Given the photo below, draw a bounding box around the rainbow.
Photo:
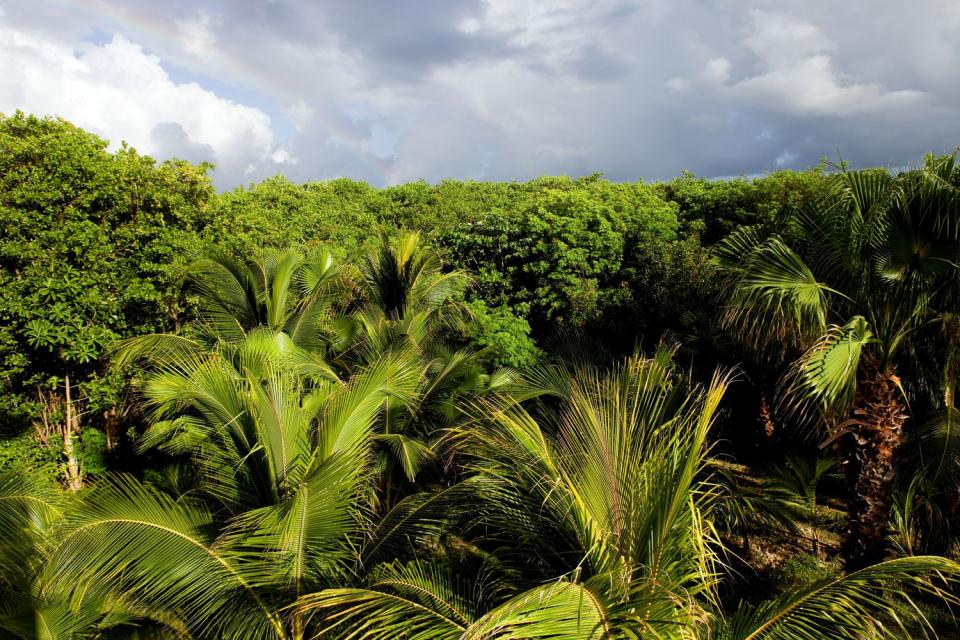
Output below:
[48,0,394,184]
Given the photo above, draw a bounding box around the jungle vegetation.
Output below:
[1,111,959,638]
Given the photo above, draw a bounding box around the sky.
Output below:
[1,0,959,189]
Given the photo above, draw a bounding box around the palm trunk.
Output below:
[63,375,84,492]
[840,362,906,571]
[942,386,960,535]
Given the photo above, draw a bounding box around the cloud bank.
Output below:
[1,0,958,187]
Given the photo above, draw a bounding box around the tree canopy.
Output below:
[1,112,958,638]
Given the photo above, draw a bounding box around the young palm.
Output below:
[58,237,482,638]
[766,454,842,554]
[347,231,471,362]
[115,246,351,376]
[46,332,424,638]
[297,346,728,638]
[346,232,497,510]
[190,246,351,348]
[714,154,960,569]
[295,347,958,639]
[359,232,469,323]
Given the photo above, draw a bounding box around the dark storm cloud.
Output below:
[568,45,630,82]
[313,0,521,80]
[1,0,958,188]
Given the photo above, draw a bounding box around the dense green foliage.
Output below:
[0,114,213,433]
[1,112,958,638]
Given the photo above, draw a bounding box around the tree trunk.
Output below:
[63,375,84,492]
[840,362,906,571]
[103,405,119,452]
[740,531,752,562]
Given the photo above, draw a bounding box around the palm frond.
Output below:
[713,556,959,640]
[780,316,873,423]
[714,228,831,352]
[0,473,62,585]
[463,580,607,640]
[317,351,420,461]
[110,334,205,369]
[219,453,361,593]
[188,252,260,342]
[361,482,473,566]
[374,434,436,482]
[295,560,475,640]
[47,475,284,638]
[458,350,731,630]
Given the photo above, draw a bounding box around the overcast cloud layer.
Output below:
[1,0,958,188]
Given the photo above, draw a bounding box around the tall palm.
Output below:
[189,245,351,349]
[714,154,960,569]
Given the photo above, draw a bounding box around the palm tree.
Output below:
[296,348,957,638]
[50,236,486,637]
[188,246,351,349]
[113,245,352,395]
[358,231,469,325]
[345,231,500,511]
[28,234,957,638]
[714,154,960,569]
[122,233,491,513]
[48,332,425,638]
[345,231,471,363]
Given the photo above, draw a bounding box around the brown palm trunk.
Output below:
[840,361,906,571]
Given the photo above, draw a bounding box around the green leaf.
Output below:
[47,475,284,639]
[463,580,607,640]
[785,316,873,418]
[714,556,959,640]
[715,228,831,351]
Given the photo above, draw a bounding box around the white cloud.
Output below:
[458,17,482,34]
[701,57,731,85]
[944,0,960,30]
[743,10,834,65]
[775,149,798,166]
[733,55,925,116]
[0,26,284,182]
[270,149,295,164]
[730,11,927,116]
[285,100,315,131]
[2,0,957,186]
